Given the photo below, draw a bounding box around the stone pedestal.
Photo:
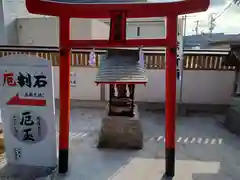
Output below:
[98,104,143,149]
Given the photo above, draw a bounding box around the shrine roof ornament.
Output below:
[95,49,148,84]
[26,0,210,18]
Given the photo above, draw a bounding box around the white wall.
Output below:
[127,22,165,39]
[0,1,7,45]
[91,19,110,39]
[53,67,101,100]
[52,67,235,105]
[2,0,19,45]
[17,17,165,46]
[104,70,166,102]
[17,17,59,46]
[135,70,166,102]
[17,17,109,46]
[101,17,165,39]
[0,0,47,45]
[182,71,235,104]
[1,0,37,45]
[70,18,92,41]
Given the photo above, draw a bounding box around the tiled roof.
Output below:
[208,35,240,46]
[95,49,148,84]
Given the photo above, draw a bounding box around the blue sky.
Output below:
[151,0,240,35]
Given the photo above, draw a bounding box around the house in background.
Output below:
[1,0,239,49]
[2,0,166,46]
[101,17,165,39]
[17,17,110,46]
[0,0,47,45]
[16,16,165,47]
[208,35,240,49]
[0,0,166,47]
[184,33,240,49]
[0,0,110,46]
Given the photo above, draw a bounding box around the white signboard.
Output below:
[70,72,77,87]
[177,17,184,81]
[0,55,57,167]
[176,17,184,103]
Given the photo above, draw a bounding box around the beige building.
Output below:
[16,17,166,46]
[17,17,110,46]
[101,17,165,39]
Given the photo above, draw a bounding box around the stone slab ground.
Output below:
[1,108,240,180]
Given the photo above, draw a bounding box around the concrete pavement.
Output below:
[53,108,240,180]
[0,108,240,180]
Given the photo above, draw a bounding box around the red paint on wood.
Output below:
[26,0,209,18]
[58,17,71,150]
[165,16,177,149]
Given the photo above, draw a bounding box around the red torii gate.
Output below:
[26,0,210,178]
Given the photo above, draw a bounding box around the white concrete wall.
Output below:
[0,0,21,45]
[53,67,101,100]
[0,1,7,45]
[127,22,165,39]
[91,19,109,39]
[101,17,165,39]
[17,17,110,46]
[52,67,235,105]
[0,0,46,45]
[2,0,20,45]
[17,17,165,46]
[70,18,92,41]
[104,70,166,102]
[182,71,235,104]
[17,17,59,46]
[1,0,39,45]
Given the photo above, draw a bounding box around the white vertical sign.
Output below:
[0,55,57,167]
[176,17,184,103]
[70,72,77,87]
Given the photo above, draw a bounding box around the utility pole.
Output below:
[183,15,187,36]
[208,1,234,36]
[194,20,200,35]
[208,13,216,36]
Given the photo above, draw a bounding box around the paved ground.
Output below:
[54,108,240,180]
[1,107,240,180]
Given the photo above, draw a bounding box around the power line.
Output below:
[208,0,235,35]
[214,0,234,21]
[184,1,235,36]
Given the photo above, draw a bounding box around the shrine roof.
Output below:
[95,49,148,84]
